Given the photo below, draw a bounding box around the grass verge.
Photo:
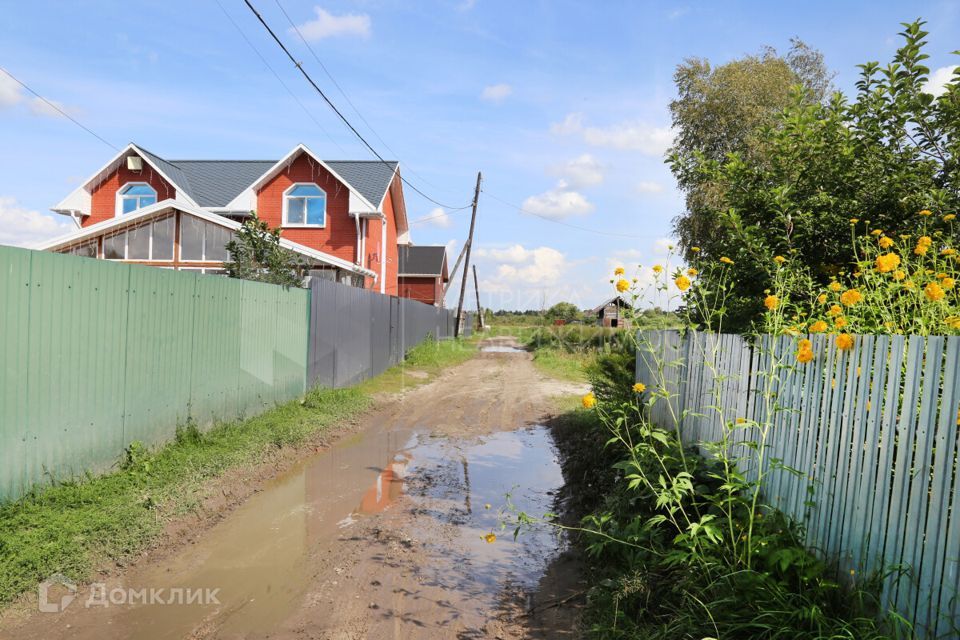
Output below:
[0,337,473,607]
[530,347,592,383]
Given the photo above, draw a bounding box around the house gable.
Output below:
[255,150,357,265]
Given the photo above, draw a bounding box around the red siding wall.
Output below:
[381,176,401,296]
[87,161,176,227]
[365,216,383,290]
[255,152,358,267]
[399,276,441,305]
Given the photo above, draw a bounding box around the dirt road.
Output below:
[2,338,588,639]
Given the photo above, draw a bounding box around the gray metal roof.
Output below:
[398,245,447,276]
[325,160,398,207]
[167,160,274,208]
[136,146,399,209]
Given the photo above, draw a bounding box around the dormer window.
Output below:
[118,183,157,215]
[283,183,326,227]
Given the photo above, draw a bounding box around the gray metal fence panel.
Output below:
[307,278,460,389]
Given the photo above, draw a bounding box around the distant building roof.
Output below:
[398,245,447,277]
[591,296,633,314]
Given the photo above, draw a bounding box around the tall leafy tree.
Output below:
[669,39,833,261]
[224,213,305,288]
[676,21,960,331]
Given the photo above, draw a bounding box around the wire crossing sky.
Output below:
[1,1,958,309]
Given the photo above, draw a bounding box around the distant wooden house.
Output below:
[592,296,632,329]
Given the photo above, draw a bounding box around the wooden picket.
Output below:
[636,330,960,638]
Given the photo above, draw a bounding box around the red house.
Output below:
[39,143,427,294]
[398,245,449,307]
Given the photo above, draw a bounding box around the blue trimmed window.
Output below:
[284,183,326,226]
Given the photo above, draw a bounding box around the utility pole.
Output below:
[455,171,482,338]
[472,265,485,331]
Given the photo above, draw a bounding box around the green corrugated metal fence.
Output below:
[0,246,308,503]
[636,330,960,638]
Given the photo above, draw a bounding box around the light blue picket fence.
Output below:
[636,330,960,639]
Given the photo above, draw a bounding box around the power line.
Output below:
[242,0,472,211]
[483,190,661,239]
[0,67,119,152]
[272,0,450,195]
[409,205,472,226]
[213,0,347,156]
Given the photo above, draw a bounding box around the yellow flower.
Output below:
[945,214,957,222]
[720,256,734,265]
[674,275,691,291]
[879,236,895,249]
[633,382,646,394]
[817,293,828,304]
[581,392,596,409]
[687,267,698,277]
[919,209,932,216]
[829,281,842,292]
[484,533,497,544]
[836,333,855,351]
[875,253,901,273]
[652,264,663,274]
[849,218,859,224]
[925,282,946,302]
[892,269,906,281]
[904,280,916,290]
[943,277,956,290]
[735,417,746,424]
[918,236,933,246]
[915,244,929,256]
[764,295,779,311]
[827,304,842,317]
[614,266,625,276]
[809,320,828,333]
[834,316,848,329]
[615,279,630,293]
[773,255,786,264]
[946,316,960,330]
[797,347,814,363]
[798,339,812,350]
[870,228,883,236]
[839,289,862,307]
[942,248,956,256]
[691,246,701,252]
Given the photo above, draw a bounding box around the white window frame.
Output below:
[178,216,232,263]
[101,217,175,262]
[116,182,158,217]
[282,182,327,228]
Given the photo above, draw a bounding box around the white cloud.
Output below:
[551,112,674,156]
[477,244,570,294]
[0,73,23,108]
[419,207,451,228]
[635,180,663,194]
[923,66,957,97]
[0,74,69,118]
[28,97,64,118]
[522,186,594,219]
[0,197,74,248]
[550,112,584,135]
[481,83,512,104]
[294,7,371,41]
[550,154,605,188]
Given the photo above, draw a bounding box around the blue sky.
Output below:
[1,1,959,310]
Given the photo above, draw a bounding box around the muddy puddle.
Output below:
[21,422,566,640]
[480,345,527,353]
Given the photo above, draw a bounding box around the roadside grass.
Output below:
[0,338,474,607]
[530,348,592,383]
[357,336,478,395]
